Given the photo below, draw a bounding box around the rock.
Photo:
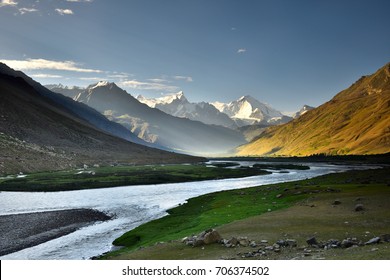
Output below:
[249,241,257,248]
[380,234,390,242]
[341,239,354,248]
[203,229,222,245]
[355,204,364,211]
[238,237,250,247]
[260,240,268,244]
[286,239,297,247]
[185,229,222,247]
[265,246,274,251]
[365,237,381,245]
[276,240,287,247]
[228,237,239,246]
[276,194,283,198]
[306,237,318,246]
[332,200,341,205]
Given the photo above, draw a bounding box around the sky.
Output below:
[1,0,390,113]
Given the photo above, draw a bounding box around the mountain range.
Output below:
[237,62,390,156]
[0,63,199,175]
[69,82,246,156]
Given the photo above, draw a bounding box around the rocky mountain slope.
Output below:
[73,83,246,155]
[0,64,199,175]
[137,92,237,129]
[237,62,390,156]
[212,95,292,126]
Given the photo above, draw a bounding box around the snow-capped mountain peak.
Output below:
[88,81,117,90]
[211,95,287,126]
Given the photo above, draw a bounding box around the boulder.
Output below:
[380,234,390,242]
[203,229,222,245]
[306,236,318,246]
[286,239,297,247]
[332,200,341,205]
[365,237,381,245]
[355,204,364,211]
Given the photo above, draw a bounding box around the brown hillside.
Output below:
[237,62,390,156]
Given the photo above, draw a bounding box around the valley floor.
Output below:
[104,167,390,260]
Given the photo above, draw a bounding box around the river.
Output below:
[0,161,375,259]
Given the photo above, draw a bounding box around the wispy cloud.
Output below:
[237,48,247,54]
[78,77,106,81]
[55,8,73,15]
[0,0,17,8]
[0,58,102,73]
[173,75,193,82]
[147,78,168,83]
[120,79,179,92]
[19,7,38,14]
[30,73,63,79]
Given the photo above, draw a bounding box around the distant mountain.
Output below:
[137,92,237,129]
[237,62,390,156]
[45,84,84,99]
[293,105,315,119]
[74,83,246,155]
[211,95,292,126]
[0,63,199,175]
[1,68,149,147]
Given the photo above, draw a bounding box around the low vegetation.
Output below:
[103,167,390,260]
[0,164,271,192]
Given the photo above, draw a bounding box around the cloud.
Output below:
[147,78,168,83]
[120,80,179,92]
[19,7,38,14]
[55,8,73,15]
[0,58,102,73]
[78,77,106,81]
[0,0,17,8]
[30,73,63,79]
[66,0,93,2]
[237,48,247,54]
[173,75,193,82]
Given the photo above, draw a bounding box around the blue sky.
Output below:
[1,0,390,112]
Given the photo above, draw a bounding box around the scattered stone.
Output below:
[230,237,239,246]
[306,237,318,246]
[265,246,274,251]
[355,204,364,212]
[238,237,250,247]
[274,248,281,253]
[341,239,354,248]
[276,240,287,247]
[260,240,268,244]
[365,237,381,245]
[276,194,283,198]
[249,241,257,248]
[184,229,222,247]
[371,248,379,252]
[380,234,390,242]
[332,200,342,205]
[286,239,297,247]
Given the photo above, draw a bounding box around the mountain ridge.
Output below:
[237,62,390,156]
[0,63,200,174]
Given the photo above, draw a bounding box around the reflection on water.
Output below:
[0,162,375,259]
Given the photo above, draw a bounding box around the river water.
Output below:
[0,162,375,259]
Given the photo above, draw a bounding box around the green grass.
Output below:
[0,164,271,192]
[103,167,390,259]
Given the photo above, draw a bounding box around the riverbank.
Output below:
[0,163,274,192]
[103,167,390,260]
[0,209,111,256]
